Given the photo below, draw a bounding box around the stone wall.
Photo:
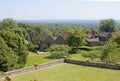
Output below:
[1,58,120,80]
[65,58,120,70]
[0,59,64,79]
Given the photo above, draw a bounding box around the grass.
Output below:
[70,53,87,60]
[25,52,87,67]
[0,72,3,76]
[25,52,56,67]
[9,63,120,81]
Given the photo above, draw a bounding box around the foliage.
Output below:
[4,76,12,81]
[82,50,101,61]
[30,79,38,81]
[101,43,120,63]
[47,45,71,52]
[50,51,69,59]
[0,18,18,30]
[79,46,93,51]
[0,30,28,70]
[79,46,103,51]
[27,43,38,52]
[0,36,17,72]
[99,19,118,32]
[47,45,71,59]
[67,28,86,49]
[110,31,120,46]
[100,32,120,63]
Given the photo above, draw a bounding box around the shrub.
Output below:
[51,51,69,59]
[28,43,37,52]
[82,50,101,61]
[101,44,120,63]
[47,45,71,59]
[47,45,71,52]
[79,46,92,51]
[4,76,11,81]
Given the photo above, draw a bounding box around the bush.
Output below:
[82,50,101,61]
[46,45,71,52]
[4,76,12,81]
[47,45,71,59]
[79,46,103,51]
[28,43,38,52]
[51,51,69,59]
[101,44,120,63]
[79,46,92,51]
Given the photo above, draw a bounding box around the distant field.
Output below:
[9,63,120,81]
[25,52,56,67]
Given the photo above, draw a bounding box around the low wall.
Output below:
[0,59,64,79]
[1,58,120,80]
[65,58,120,70]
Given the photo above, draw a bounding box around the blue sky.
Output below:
[0,0,120,20]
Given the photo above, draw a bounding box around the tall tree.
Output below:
[0,18,18,30]
[99,19,118,32]
[0,36,17,72]
[111,32,120,46]
[0,30,28,69]
[67,28,86,49]
[101,43,120,63]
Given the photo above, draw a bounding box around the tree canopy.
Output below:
[0,30,28,70]
[67,28,86,49]
[0,36,17,71]
[0,18,18,30]
[99,19,118,32]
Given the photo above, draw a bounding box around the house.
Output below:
[38,32,69,51]
[86,38,99,46]
[99,32,112,45]
[53,35,66,44]
[86,31,99,46]
[86,31,112,46]
[53,32,68,44]
[38,34,54,51]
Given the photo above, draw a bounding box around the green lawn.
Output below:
[0,72,3,76]
[9,63,120,81]
[70,54,87,60]
[25,52,87,67]
[25,52,56,67]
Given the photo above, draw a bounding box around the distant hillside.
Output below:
[17,20,99,25]
[16,20,120,26]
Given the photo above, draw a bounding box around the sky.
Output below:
[0,0,120,20]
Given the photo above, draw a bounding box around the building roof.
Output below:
[62,32,68,40]
[53,35,65,44]
[86,33,92,39]
[99,32,111,37]
[86,38,99,43]
[40,34,52,41]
